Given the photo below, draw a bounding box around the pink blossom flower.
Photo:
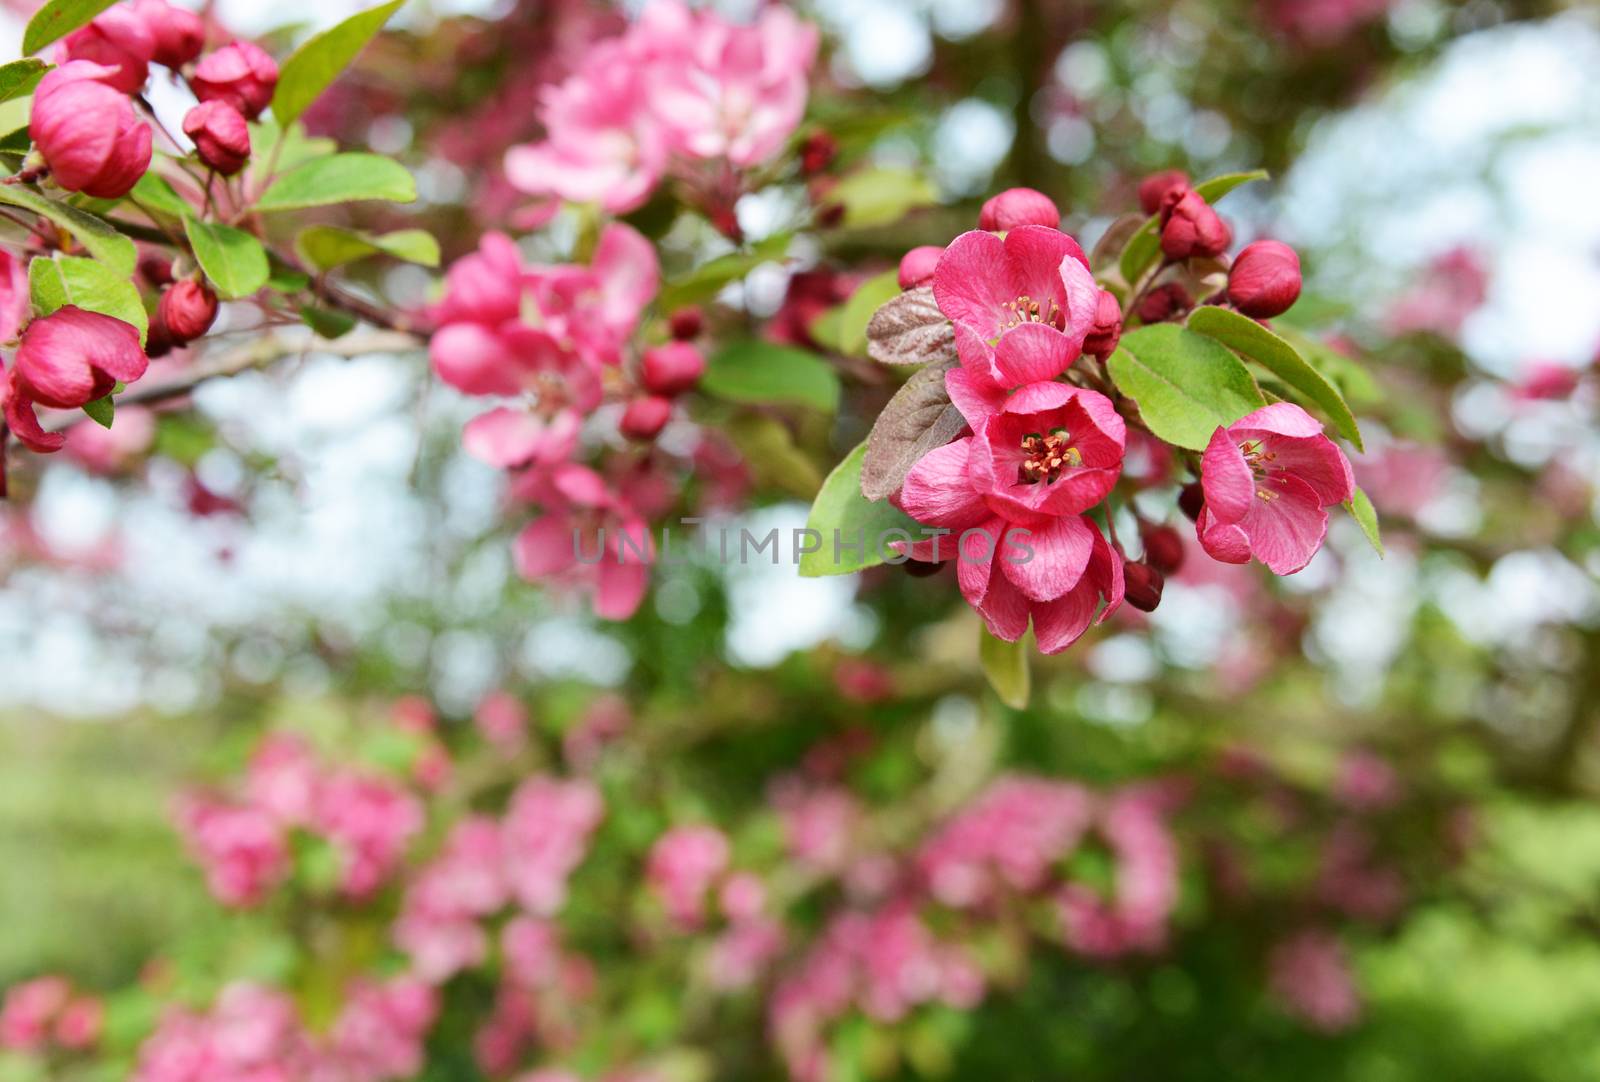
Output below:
[183,101,251,175]
[1058,786,1181,957]
[647,825,731,928]
[53,996,103,1050]
[189,41,278,120]
[0,977,71,1052]
[1196,402,1355,575]
[918,775,1093,907]
[977,187,1060,232]
[57,7,155,93]
[325,977,438,1080]
[314,771,424,899]
[131,0,205,69]
[512,463,654,620]
[501,776,604,915]
[1385,246,1487,339]
[707,917,785,990]
[244,733,320,826]
[173,793,290,907]
[933,226,1100,389]
[474,690,528,749]
[462,406,581,469]
[1267,930,1361,1031]
[29,62,153,199]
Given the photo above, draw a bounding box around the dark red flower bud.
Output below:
[1139,522,1185,575]
[799,130,838,176]
[620,395,672,441]
[1136,282,1192,324]
[903,558,944,577]
[138,251,174,287]
[132,0,205,69]
[1159,188,1231,261]
[1227,239,1302,319]
[668,307,703,341]
[1178,481,1205,522]
[1083,288,1123,360]
[1124,562,1165,612]
[158,279,218,343]
[1137,169,1189,216]
[183,100,251,175]
[144,312,174,359]
[189,41,278,121]
[640,342,706,397]
[978,187,1060,232]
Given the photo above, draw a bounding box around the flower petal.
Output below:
[1000,513,1095,602]
[993,322,1074,385]
[513,515,577,579]
[1201,424,1256,525]
[1241,473,1330,575]
[1056,249,1100,354]
[1196,506,1251,564]
[933,230,1014,336]
[955,516,1006,606]
[1230,402,1325,438]
[899,438,987,528]
[1250,433,1354,508]
[945,366,1005,428]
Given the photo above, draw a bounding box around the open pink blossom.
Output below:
[435,232,525,327]
[512,463,654,621]
[641,1,818,167]
[647,825,731,929]
[431,322,602,405]
[1196,402,1354,575]
[462,407,581,469]
[525,222,659,368]
[932,226,1099,390]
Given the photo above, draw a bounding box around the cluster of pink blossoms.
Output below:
[0,976,102,1056]
[505,0,818,217]
[132,978,436,1082]
[885,177,1354,649]
[173,733,423,906]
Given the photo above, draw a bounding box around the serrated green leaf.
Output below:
[1108,324,1266,451]
[82,394,113,428]
[295,225,438,271]
[799,441,924,577]
[1347,487,1383,557]
[28,255,147,343]
[979,627,1030,709]
[23,0,114,54]
[830,167,938,229]
[1187,305,1363,451]
[701,340,840,413]
[0,186,136,274]
[255,153,416,213]
[128,172,190,220]
[0,59,48,104]
[836,269,900,357]
[1118,170,1270,288]
[184,216,268,300]
[273,0,404,126]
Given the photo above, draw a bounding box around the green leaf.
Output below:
[979,627,1030,709]
[128,172,190,220]
[798,441,924,577]
[1277,326,1382,408]
[28,255,147,343]
[272,0,404,126]
[248,121,338,185]
[1107,324,1265,451]
[23,0,114,54]
[254,153,416,213]
[184,216,269,300]
[299,304,356,338]
[727,413,822,498]
[0,186,136,275]
[830,167,938,229]
[1187,305,1363,451]
[0,59,48,104]
[701,340,840,413]
[655,232,790,312]
[266,255,311,293]
[1118,170,1269,287]
[1346,487,1383,557]
[835,270,901,357]
[295,225,439,271]
[82,394,113,429]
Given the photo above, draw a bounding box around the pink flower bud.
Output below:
[1124,561,1164,612]
[668,307,703,340]
[1159,188,1231,261]
[1139,522,1185,575]
[799,130,837,176]
[640,342,706,396]
[1082,288,1123,360]
[1227,239,1302,318]
[29,62,153,199]
[1137,169,1189,215]
[14,306,147,410]
[620,395,673,441]
[131,0,205,68]
[897,245,944,289]
[190,41,278,120]
[56,7,155,94]
[1136,282,1192,324]
[158,280,219,343]
[1178,481,1204,522]
[183,100,250,174]
[978,187,1060,232]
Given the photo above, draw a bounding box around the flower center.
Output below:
[1017,429,1081,485]
[999,294,1065,333]
[1240,440,1279,501]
